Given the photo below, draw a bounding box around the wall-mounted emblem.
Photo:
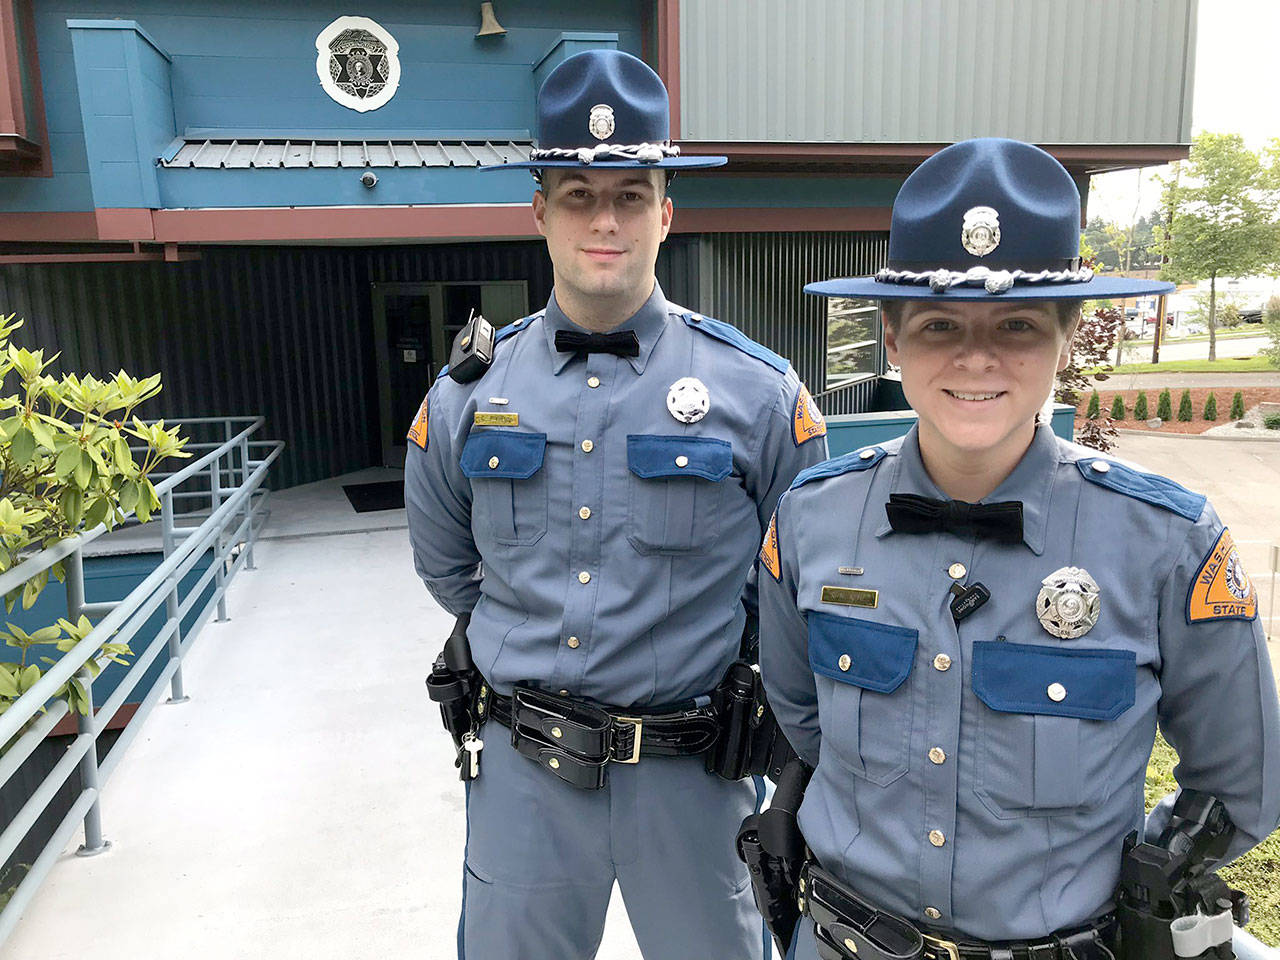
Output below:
[588,104,616,141]
[316,17,401,113]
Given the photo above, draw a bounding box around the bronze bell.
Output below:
[476,2,507,37]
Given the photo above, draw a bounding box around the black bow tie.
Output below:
[885,493,1024,544]
[554,329,640,357]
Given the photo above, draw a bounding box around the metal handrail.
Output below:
[0,415,282,946]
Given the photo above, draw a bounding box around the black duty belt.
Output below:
[799,861,1117,960]
[485,683,721,789]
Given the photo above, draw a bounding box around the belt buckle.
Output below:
[613,716,643,763]
[922,934,961,960]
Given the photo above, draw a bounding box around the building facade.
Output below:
[0,0,1198,487]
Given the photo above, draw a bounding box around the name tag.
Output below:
[821,586,878,608]
[473,412,519,427]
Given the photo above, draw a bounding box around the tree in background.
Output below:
[1110,395,1126,420]
[1204,393,1218,421]
[1264,296,1280,370]
[1177,389,1193,421]
[1087,390,1101,419]
[1231,391,1246,420]
[1157,389,1173,420]
[1134,391,1149,420]
[1159,133,1280,360]
[1057,306,1122,451]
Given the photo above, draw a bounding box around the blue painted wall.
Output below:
[1,0,647,213]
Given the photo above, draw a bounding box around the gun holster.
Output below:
[737,757,813,954]
[425,613,486,781]
[1115,790,1249,960]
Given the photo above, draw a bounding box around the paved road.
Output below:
[1123,335,1269,364]
[1105,370,1280,390]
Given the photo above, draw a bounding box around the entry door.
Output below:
[373,280,529,468]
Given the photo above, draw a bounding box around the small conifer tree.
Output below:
[1156,389,1172,420]
[1230,391,1245,420]
[1086,390,1101,419]
[1177,389,1193,421]
[1134,391,1149,420]
[1203,393,1218,421]
[1110,395,1126,420]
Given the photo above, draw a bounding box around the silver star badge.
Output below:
[1036,566,1101,639]
[588,103,615,141]
[961,206,1001,257]
[667,377,710,424]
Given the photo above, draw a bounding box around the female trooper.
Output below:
[758,138,1280,960]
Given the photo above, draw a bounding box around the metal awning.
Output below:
[160,139,533,169]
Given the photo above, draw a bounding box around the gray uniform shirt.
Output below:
[759,423,1280,941]
[407,283,827,706]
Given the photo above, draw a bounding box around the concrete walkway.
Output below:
[1106,370,1280,390]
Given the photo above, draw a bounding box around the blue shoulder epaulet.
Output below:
[680,311,788,374]
[440,312,540,379]
[1077,458,1205,521]
[790,447,887,491]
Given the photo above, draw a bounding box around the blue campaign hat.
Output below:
[481,49,726,171]
[805,138,1173,301]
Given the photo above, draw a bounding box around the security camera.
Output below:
[360,171,378,188]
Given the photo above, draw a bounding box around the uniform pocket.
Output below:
[461,430,548,546]
[972,640,1135,816]
[808,612,917,786]
[625,434,732,555]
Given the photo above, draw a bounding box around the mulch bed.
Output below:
[1074,386,1280,434]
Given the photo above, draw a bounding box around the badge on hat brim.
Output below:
[588,103,615,141]
[961,206,1001,257]
[1036,566,1100,639]
[667,377,710,424]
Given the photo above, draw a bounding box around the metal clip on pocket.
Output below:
[801,862,925,960]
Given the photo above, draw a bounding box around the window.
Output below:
[825,298,880,389]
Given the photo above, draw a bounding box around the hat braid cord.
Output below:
[874,264,1094,294]
[528,142,682,164]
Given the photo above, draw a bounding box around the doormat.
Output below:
[342,481,405,513]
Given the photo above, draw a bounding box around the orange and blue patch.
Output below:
[407,395,430,450]
[760,511,781,581]
[1187,528,1257,623]
[791,384,826,446]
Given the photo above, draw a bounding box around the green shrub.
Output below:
[1086,390,1101,419]
[1134,391,1149,420]
[1177,389,1193,421]
[1231,391,1245,420]
[1110,395,1126,420]
[1265,414,1280,430]
[1156,389,1172,420]
[1203,393,1217,421]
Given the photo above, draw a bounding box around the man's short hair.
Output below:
[878,299,1081,332]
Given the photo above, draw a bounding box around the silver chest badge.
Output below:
[667,377,710,424]
[961,206,1001,257]
[1036,566,1101,639]
[588,104,615,141]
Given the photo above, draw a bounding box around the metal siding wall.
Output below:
[694,231,888,415]
[680,0,1196,144]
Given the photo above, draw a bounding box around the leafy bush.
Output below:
[1134,391,1149,420]
[1157,389,1173,420]
[1231,391,1246,419]
[0,314,188,729]
[1177,389,1193,421]
[1056,306,1120,452]
[1265,413,1280,430]
[1110,395,1126,420]
[1086,390,1101,419]
[1203,393,1218,421]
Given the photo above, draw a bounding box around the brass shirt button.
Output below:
[675,455,689,468]
[587,376,600,388]
[548,757,560,769]
[928,747,946,765]
[929,829,946,847]
[551,726,563,738]
[925,907,942,921]
[948,562,967,579]
[933,653,952,672]
[1047,682,1067,702]
[579,506,591,520]
[488,456,500,469]
[567,636,580,649]
[578,571,591,584]
[838,654,852,671]
[580,439,594,453]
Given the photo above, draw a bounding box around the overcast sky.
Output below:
[1087,0,1280,224]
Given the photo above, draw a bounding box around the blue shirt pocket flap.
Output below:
[972,641,1135,720]
[460,430,547,479]
[807,612,918,693]
[627,435,732,482]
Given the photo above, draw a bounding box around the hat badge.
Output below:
[961,206,1001,257]
[588,103,616,141]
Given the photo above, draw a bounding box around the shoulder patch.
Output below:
[681,312,788,374]
[760,510,781,581]
[1187,528,1258,623]
[406,394,429,450]
[1077,458,1205,521]
[791,447,886,491]
[792,384,827,446]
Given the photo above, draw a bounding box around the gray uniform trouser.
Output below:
[459,718,767,960]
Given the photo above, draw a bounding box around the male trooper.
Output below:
[406,50,827,959]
